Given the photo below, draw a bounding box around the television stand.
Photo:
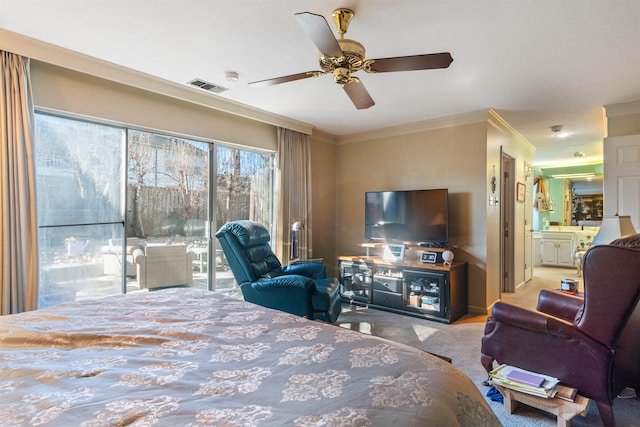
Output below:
[338,255,468,323]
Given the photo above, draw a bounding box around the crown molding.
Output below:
[0,28,314,135]
[604,100,640,118]
[487,109,535,151]
[310,129,338,145]
[335,110,490,145]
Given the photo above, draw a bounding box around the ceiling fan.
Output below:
[249,8,453,110]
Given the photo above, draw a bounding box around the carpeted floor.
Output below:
[336,266,640,426]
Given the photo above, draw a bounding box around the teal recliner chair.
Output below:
[215,220,342,323]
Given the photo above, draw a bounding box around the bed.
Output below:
[0,288,500,426]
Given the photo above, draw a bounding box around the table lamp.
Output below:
[591,215,637,245]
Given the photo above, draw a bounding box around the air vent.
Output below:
[188,78,228,93]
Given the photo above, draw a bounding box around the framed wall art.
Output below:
[516,182,526,202]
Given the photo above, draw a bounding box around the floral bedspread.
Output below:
[0,288,500,426]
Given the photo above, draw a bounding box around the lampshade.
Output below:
[591,215,637,245]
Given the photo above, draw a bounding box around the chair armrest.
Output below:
[289,258,324,265]
[284,263,326,280]
[252,275,316,291]
[491,301,582,339]
[133,248,146,286]
[133,249,145,264]
[537,289,583,322]
[185,250,195,285]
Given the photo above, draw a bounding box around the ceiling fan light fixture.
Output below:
[333,67,351,85]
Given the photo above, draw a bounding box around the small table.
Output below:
[191,247,208,273]
[494,385,590,427]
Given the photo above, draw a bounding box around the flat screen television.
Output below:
[365,188,448,245]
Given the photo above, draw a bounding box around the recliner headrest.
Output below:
[217,220,271,247]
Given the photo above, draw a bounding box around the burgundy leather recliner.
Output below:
[481,234,640,427]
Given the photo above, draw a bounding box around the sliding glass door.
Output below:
[35,112,274,306]
[126,130,210,291]
[214,146,274,293]
[35,114,125,308]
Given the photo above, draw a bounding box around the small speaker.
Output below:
[442,250,454,266]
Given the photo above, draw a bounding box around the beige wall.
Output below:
[309,131,338,274]
[334,119,491,312]
[31,61,278,150]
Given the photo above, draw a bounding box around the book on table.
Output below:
[489,364,560,398]
[555,384,578,402]
[506,369,545,387]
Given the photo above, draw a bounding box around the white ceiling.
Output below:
[2,0,640,168]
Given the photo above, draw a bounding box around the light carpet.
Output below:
[336,266,640,426]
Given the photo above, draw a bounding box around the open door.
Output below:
[524,162,534,282]
[501,151,515,293]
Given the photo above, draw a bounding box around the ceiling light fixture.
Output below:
[572,151,585,158]
[225,71,239,82]
[550,173,596,180]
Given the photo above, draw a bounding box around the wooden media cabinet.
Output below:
[338,252,467,323]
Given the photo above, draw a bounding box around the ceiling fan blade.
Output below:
[343,78,375,110]
[249,71,321,88]
[295,12,343,58]
[367,52,453,73]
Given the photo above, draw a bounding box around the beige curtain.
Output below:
[1,51,38,314]
[275,127,312,262]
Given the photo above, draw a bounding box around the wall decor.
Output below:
[516,182,526,202]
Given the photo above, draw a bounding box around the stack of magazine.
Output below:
[489,364,560,399]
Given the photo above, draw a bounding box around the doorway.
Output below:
[501,151,515,293]
[524,162,534,283]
